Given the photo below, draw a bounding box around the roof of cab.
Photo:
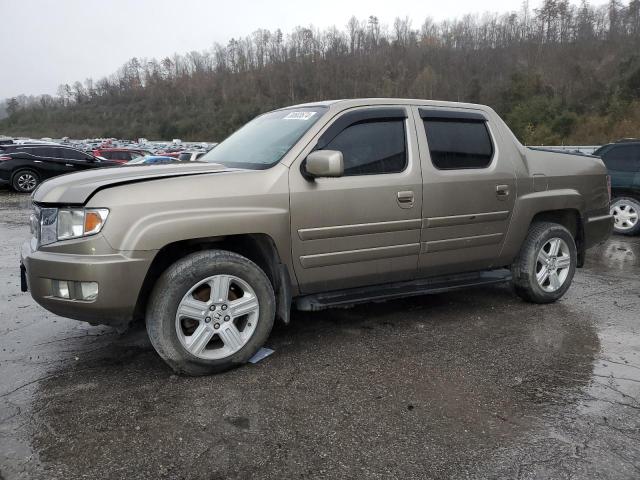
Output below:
[286,98,491,111]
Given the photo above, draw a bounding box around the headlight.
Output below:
[35,207,109,246]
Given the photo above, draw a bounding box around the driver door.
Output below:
[289,106,423,294]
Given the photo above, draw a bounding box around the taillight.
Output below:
[606,175,611,203]
[0,155,12,161]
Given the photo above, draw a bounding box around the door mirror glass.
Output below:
[304,150,344,178]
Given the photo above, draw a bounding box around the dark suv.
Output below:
[593,140,640,235]
[0,144,120,193]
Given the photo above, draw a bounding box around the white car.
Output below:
[178,151,207,162]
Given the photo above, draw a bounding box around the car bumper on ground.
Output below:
[20,239,155,327]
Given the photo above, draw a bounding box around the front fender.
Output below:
[116,206,289,251]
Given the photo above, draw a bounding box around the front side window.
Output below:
[28,147,63,158]
[423,120,493,169]
[322,119,407,175]
[21,147,51,157]
[202,106,327,169]
[602,145,640,172]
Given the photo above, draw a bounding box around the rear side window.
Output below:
[48,147,66,158]
[323,120,407,175]
[178,152,191,161]
[62,148,88,160]
[423,120,493,169]
[602,145,640,172]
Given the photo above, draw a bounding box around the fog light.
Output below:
[79,282,99,301]
[52,280,70,299]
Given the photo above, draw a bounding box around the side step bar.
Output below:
[295,269,512,311]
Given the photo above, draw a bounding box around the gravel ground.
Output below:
[0,187,638,479]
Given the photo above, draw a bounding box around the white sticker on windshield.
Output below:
[283,111,317,120]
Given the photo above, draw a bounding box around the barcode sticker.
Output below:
[283,111,317,120]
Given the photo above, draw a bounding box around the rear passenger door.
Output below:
[289,107,423,293]
[414,107,516,276]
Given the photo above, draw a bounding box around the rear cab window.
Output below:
[420,109,494,170]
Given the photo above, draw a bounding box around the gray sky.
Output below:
[0,0,607,99]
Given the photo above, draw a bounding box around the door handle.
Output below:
[65,163,73,167]
[496,185,510,200]
[397,190,415,208]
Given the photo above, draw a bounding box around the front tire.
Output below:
[511,222,577,304]
[11,169,40,193]
[146,250,275,375]
[610,197,640,235]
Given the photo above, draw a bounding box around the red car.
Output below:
[156,151,183,158]
[92,148,151,164]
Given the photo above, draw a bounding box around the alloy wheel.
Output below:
[535,237,571,293]
[175,274,259,360]
[17,173,37,192]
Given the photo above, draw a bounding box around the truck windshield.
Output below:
[201,106,327,169]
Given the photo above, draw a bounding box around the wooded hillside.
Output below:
[2,0,640,144]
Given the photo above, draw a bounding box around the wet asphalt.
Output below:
[0,187,639,480]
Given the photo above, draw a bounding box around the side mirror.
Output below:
[304,150,344,179]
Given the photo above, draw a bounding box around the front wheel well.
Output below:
[133,234,292,325]
[530,209,585,266]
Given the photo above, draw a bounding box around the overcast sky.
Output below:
[0,0,609,99]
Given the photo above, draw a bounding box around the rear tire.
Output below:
[511,222,577,304]
[610,197,640,235]
[11,169,40,193]
[146,250,275,376]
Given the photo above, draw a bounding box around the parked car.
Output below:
[20,99,612,375]
[592,140,640,235]
[127,155,176,165]
[92,148,151,163]
[0,144,120,192]
[157,151,182,158]
[178,151,207,162]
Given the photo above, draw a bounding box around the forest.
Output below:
[1,0,640,145]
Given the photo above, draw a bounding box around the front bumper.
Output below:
[21,239,155,327]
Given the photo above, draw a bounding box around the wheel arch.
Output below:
[10,166,41,185]
[134,233,293,326]
[530,209,585,267]
[500,189,587,267]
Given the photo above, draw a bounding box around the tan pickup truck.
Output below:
[21,99,612,375]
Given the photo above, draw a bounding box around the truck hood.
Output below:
[32,162,237,205]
